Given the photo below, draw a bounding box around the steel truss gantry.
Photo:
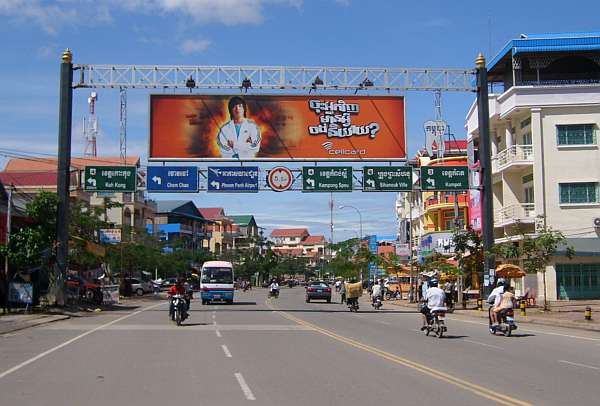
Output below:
[72,65,476,92]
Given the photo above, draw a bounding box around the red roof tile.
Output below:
[270,228,309,238]
[302,235,325,245]
[0,171,58,187]
[197,208,225,220]
[3,156,139,172]
[273,247,305,256]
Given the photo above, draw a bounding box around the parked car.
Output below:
[161,278,178,290]
[305,281,332,303]
[125,278,154,296]
[65,275,102,304]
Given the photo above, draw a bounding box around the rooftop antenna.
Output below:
[83,92,98,157]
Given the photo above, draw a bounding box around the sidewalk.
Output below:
[0,314,70,335]
[386,298,600,332]
[0,294,165,335]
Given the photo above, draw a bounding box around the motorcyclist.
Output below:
[421,279,446,330]
[269,279,280,297]
[346,278,359,309]
[168,279,188,321]
[371,279,383,306]
[487,278,506,327]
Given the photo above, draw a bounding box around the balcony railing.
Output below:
[493,145,533,172]
[494,203,535,226]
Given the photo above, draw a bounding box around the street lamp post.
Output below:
[339,205,363,240]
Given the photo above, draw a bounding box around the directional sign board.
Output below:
[420,166,468,191]
[147,166,198,192]
[302,167,352,192]
[363,166,412,192]
[84,166,136,192]
[207,167,259,193]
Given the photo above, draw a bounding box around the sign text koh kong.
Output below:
[84,166,136,192]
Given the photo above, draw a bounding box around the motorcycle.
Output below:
[170,294,187,326]
[347,297,359,312]
[372,295,383,310]
[489,307,517,337]
[268,288,279,298]
[424,309,447,338]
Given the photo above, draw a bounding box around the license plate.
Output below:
[317,290,323,293]
[437,316,445,321]
[213,294,221,299]
[506,316,514,322]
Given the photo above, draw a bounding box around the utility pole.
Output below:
[476,53,494,296]
[56,49,74,306]
[4,184,13,312]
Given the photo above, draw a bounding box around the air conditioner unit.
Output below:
[594,218,600,228]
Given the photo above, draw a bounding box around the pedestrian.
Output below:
[340,281,346,304]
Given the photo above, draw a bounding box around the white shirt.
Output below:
[488,286,505,308]
[270,283,279,290]
[372,284,382,298]
[217,119,261,158]
[425,287,446,311]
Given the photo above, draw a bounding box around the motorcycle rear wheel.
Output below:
[505,326,512,337]
[437,326,444,338]
[175,310,182,326]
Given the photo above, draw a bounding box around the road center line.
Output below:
[216,330,222,337]
[462,339,505,350]
[222,345,232,358]
[0,301,164,380]
[268,302,532,406]
[234,372,256,400]
[558,360,600,371]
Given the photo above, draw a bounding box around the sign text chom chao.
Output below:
[149,94,406,161]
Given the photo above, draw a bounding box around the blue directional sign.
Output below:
[207,166,259,193]
[147,166,198,192]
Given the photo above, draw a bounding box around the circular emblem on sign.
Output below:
[267,166,293,192]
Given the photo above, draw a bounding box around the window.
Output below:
[522,132,532,146]
[524,186,534,204]
[559,182,599,204]
[520,117,531,129]
[557,124,596,145]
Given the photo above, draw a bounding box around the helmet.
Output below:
[497,278,506,287]
[429,279,438,287]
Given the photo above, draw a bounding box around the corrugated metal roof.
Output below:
[488,32,600,73]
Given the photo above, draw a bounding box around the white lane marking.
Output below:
[558,360,600,371]
[448,316,600,342]
[213,320,217,325]
[234,372,256,400]
[222,345,232,358]
[462,339,505,350]
[212,314,216,319]
[1,332,21,338]
[0,302,164,380]
[377,320,391,325]
[216,330,222,337]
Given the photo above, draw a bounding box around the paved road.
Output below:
[1,288,599,405]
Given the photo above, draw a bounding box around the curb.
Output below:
[386,301,600,333]
[0,315,70,335]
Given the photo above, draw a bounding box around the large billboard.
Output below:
[149,94,406,161]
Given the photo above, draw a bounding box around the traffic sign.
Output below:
[302,167,352,192]
[84,166,136,192]
[207,167,259,193]
[147,166,198,192]
[363,166,412,192]
[420,166,468,191]
[267,166,294,192]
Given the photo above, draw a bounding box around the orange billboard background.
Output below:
[149,94,406,160]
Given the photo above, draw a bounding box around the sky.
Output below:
[1,0,599,242]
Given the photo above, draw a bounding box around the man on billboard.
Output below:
[217,96,262,158]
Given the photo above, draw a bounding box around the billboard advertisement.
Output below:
[149,95,406,161]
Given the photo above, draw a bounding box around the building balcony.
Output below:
[494,203,535,228]
[492,145,533,174]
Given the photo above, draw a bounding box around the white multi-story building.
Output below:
[466,32,600,301]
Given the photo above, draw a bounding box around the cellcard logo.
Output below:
[321,141,366,156]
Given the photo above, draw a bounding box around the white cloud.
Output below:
[0,0,76,34]
[180,38,211,54]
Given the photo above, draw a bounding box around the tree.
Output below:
[451,227,483,289]
[520,228,574,310]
